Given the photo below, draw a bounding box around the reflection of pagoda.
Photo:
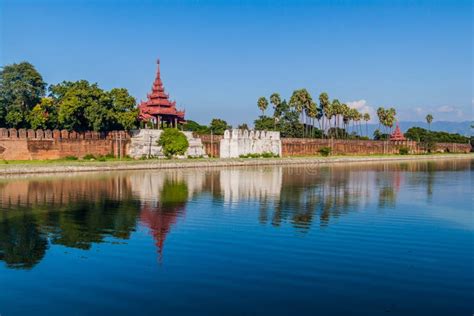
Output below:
[138,59,185,128]
[140,203,186,260]
[390,123,406,141]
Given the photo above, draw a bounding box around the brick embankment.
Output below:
[0,154,471,175]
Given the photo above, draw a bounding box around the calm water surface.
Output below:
[0,159,472,315]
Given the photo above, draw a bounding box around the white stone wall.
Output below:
[220,129,282,158]
[128,129,206,159]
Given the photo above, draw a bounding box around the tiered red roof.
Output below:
[390,123,406,141]
[138,59,185,122]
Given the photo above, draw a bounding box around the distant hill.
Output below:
[364,121,471,137]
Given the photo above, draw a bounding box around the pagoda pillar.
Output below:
[174,118,178,129]
[157,115,161,130]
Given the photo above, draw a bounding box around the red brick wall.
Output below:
[281,138,470,157]
[0,128,131,160]
[195,134,470,158]
[195,134,223,158]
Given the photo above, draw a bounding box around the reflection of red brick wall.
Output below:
[0,128,130,160]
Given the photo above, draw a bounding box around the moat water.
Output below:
[0,159,472,315]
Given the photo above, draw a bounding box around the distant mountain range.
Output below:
[365,121,472,136]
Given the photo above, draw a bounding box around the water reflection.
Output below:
[0,158,471,269]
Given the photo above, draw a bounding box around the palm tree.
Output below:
[306,101,318,137]
[376,107,386,134]
[386,107,397,133]
[363,113,370,137]
[319,92,330,137]
[341,104,350,138]
[257,97,269,116]
[290,89,314,137]
[426,114,433,130]
[270,93,282,129]
[331,99,342,138]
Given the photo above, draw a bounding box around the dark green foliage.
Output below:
[157,128,189,158]
[0,62,138,131]
[209,118,230,135]
[64,156,78,161]
[239,152,279,158]
[182,120,210,134]
[399,147,409,155]
[254,115,275,131]
[373,129,389,140]
[50,80,138,132]
[83,154,96,160]
[327,127,348,139]
[405,127,468,144]
[0,62,46,129]
[319,147,332,156]
[238,123,249,130]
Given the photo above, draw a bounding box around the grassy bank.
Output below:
[0,153,472,175]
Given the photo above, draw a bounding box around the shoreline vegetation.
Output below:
[0,153,471,176]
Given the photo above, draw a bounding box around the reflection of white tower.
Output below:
[220,167,282,204]
[129,170,206,205]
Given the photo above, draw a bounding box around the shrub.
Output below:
[239,152,279,158]
[157,128,189,158]
[399,147,409,155]
[83,154,96,160]
[319,146,332,157]
[64,156,78,160]
[105,153,115,159]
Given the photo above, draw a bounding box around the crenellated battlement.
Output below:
[0,128,131,140]
[220,129,282,158]
[223,129,281,141]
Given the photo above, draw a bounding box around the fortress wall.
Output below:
[0,128,130,160]
[219,129,282,158]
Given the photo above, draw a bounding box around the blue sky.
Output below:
[1,0,472,125]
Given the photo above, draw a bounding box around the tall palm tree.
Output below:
[341,104,350,138]
[426,114,433,131]
[270,93,282,129]
[306,101,318,137]
[257,97,268,116]
[290,89,314,137]
[319,92,330,137]
[331,99,342,138]
[363,113,371,137]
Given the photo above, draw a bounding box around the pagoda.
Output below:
[390,122,406,141]
[138,59,185,128]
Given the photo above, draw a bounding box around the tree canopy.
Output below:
[0,62,47,128]
[0,62,138,131]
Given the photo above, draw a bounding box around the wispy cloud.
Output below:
[346,100,377,123]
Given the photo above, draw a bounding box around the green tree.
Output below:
[289,89,313,137]
[254,116,275,131]
[270,93,282,129]
[0,62,46,128]
[157,128,189,158]
[27,97,58,130]
[51,80,107,131]
[425,114,433,131]
[238,123,249,130]
[183,120,210,134]
[108,88,138,130]
[257,96,269,116]
[278,100,304,138]
[209,118,230,135]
